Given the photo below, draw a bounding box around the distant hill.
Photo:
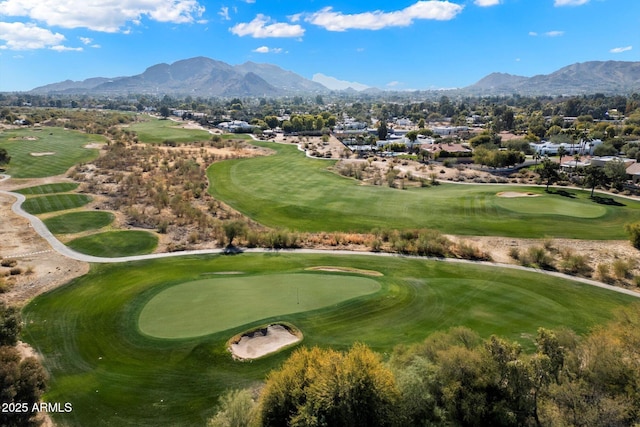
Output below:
[466,61,640,95]
[30,56,328,97]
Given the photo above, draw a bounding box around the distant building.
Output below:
[530,139,603,156]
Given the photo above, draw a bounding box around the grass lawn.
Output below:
[21,194,92,215]
[207,142,640,239]
[43,211,114,234]
[0,128,104,178]
[15,183,79,195]
[139,274,381,338]
[22,253,638,426]
[128,117,211,144]
[67,230,158,257]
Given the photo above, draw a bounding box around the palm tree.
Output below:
[573,153,581,174]
[533,152,541,167]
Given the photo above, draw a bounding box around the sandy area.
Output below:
[497,191,539,198]
[0,191,89,306]
[30,152,55,156]
[230,324,302,360]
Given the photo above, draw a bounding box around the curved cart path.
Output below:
[1,174,638,299]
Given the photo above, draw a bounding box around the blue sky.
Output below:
[0,0,638,92]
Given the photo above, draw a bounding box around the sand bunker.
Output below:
[230,324,302,360]
[496,191,539,198]
[30,152,55,157]
[305,266,383,276]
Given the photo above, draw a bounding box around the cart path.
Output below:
[1,174,638,299]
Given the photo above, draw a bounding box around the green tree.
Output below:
[0,148,10,167]
[0,347,48,427]
[583,165,606,197]
[222,220,247,247]
[159,106,170,119]
[258,344,399,427]
[0,302,21,346]
[604,158,628,190]
[539,158,559,191]
[377,120,388,141]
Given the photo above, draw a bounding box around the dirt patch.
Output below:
[497,191,539,198]
[305,266,383,276]
[229,324,302,360]
[29,152,55,157]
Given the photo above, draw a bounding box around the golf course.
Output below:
[22,253,638,426]
[207,142,640,239]
[5,121,638,426]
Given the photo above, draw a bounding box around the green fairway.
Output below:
[21,193,92,214]
[128,117,211,144]
[207,142,640,239]
[67,230,158,257]
[0,128,104,178]
[15,183,79,195]
[139,274,381,338]
[43,211,114,234]
[22,253,638,426]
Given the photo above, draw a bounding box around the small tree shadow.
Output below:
[549,189,576,198]
[590,195,625,206]
[223,245,244,255]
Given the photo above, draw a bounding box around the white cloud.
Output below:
[305,1,464,32]
[0,0,206,32]
[610,45,632,53]
[529,30,564,37]
[475,0,501,6]
[51,45,83,52]
[386,81,400,87]
[230,14,305,38]
[0,21,77,50]
[554,0,589,6]
[252,46,283,53]
[219,6,230,21]
[79,37,92,45]
[312,73,369,91]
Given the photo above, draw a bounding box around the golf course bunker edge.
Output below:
[229,323,302,360]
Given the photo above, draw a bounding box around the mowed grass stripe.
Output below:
[21,194,92,214]
[44,211,114,234]
[139,274,381,338]
[67,230,158,257]
[15,183,79,195]
[207,142,640,239]
[22,253,638,427]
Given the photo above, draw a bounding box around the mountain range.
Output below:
[30,57,640,97]
[467,61,640,96]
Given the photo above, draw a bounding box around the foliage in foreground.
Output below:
[1,302,48,427]
[626,221,640,249]
[212,305,640,427]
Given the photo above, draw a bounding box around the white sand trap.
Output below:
[30,152,55,156]
[497,191,539,198]
[230,324,301,360]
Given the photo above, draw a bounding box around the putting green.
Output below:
[494,195,607,218]
[138,273,381,339]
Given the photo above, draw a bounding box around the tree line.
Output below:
[209,305,640,427]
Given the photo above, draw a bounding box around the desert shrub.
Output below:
[508,247,520,260]
[625,222,640,249]
[208,388,257,427]
[612,259,634,280]
[523,246,554,270]
[560,252,591,276]
[1,259,17,268]
[9,267,22,276]
[370,239,382,252]
[596,263,612,283]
